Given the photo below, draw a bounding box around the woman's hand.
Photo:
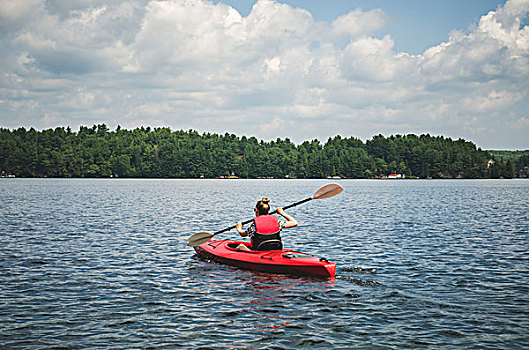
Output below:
[236,222,247,236]
[276,207,285,215]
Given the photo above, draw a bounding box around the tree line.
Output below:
[489,150,529,178]
[0,125,524,179]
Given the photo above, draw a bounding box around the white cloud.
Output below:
[0,0,43,32]
[342,35,416,81]
[462,90,523,113]
[262,56,283,80]
[0,0,528,149]
[479,0,529,53]
[332,8,388,38]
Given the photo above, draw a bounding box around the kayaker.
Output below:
[235,197,298,251]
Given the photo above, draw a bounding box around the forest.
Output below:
[1,125,526,179]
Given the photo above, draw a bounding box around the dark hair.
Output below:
[255,197,270,215]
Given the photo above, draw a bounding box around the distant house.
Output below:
[487,159,495,168]
[388,174,404,179]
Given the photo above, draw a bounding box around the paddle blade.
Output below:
[312,183,343,200]
[187,232,214,247]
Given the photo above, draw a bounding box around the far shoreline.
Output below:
[2,177,526,181]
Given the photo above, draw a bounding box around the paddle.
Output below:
[187,183,343,247]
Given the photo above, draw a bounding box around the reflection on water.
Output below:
[1,178,528,348]
[240,273,337,333]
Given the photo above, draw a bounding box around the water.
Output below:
[1,179,528,349]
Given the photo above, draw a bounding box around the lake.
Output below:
[1,178,528,348]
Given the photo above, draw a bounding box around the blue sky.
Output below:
[1,0,528,149]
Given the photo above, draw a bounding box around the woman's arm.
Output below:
[236,222,247,237]
[276,207,298,228]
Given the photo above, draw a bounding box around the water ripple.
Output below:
[1,179,528,348]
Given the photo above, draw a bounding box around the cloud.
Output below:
[342,35,417,81]
[0,0,528,149]
[462,90,524,113]
[480,0,529,53]
[0,0,43,32]
[332,8,388,38]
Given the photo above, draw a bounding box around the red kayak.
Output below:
[194,239,336,278]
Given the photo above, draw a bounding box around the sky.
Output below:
[1,0,528,150]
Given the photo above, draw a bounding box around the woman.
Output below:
[235,197,298,251]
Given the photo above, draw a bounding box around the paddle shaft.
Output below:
[210,197,313,237]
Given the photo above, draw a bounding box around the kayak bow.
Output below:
[194,239,336,279]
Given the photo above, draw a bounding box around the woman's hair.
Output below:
[255,197,270,215]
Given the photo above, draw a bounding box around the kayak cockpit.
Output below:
[225,241,294,256]
[226,242,250,250]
